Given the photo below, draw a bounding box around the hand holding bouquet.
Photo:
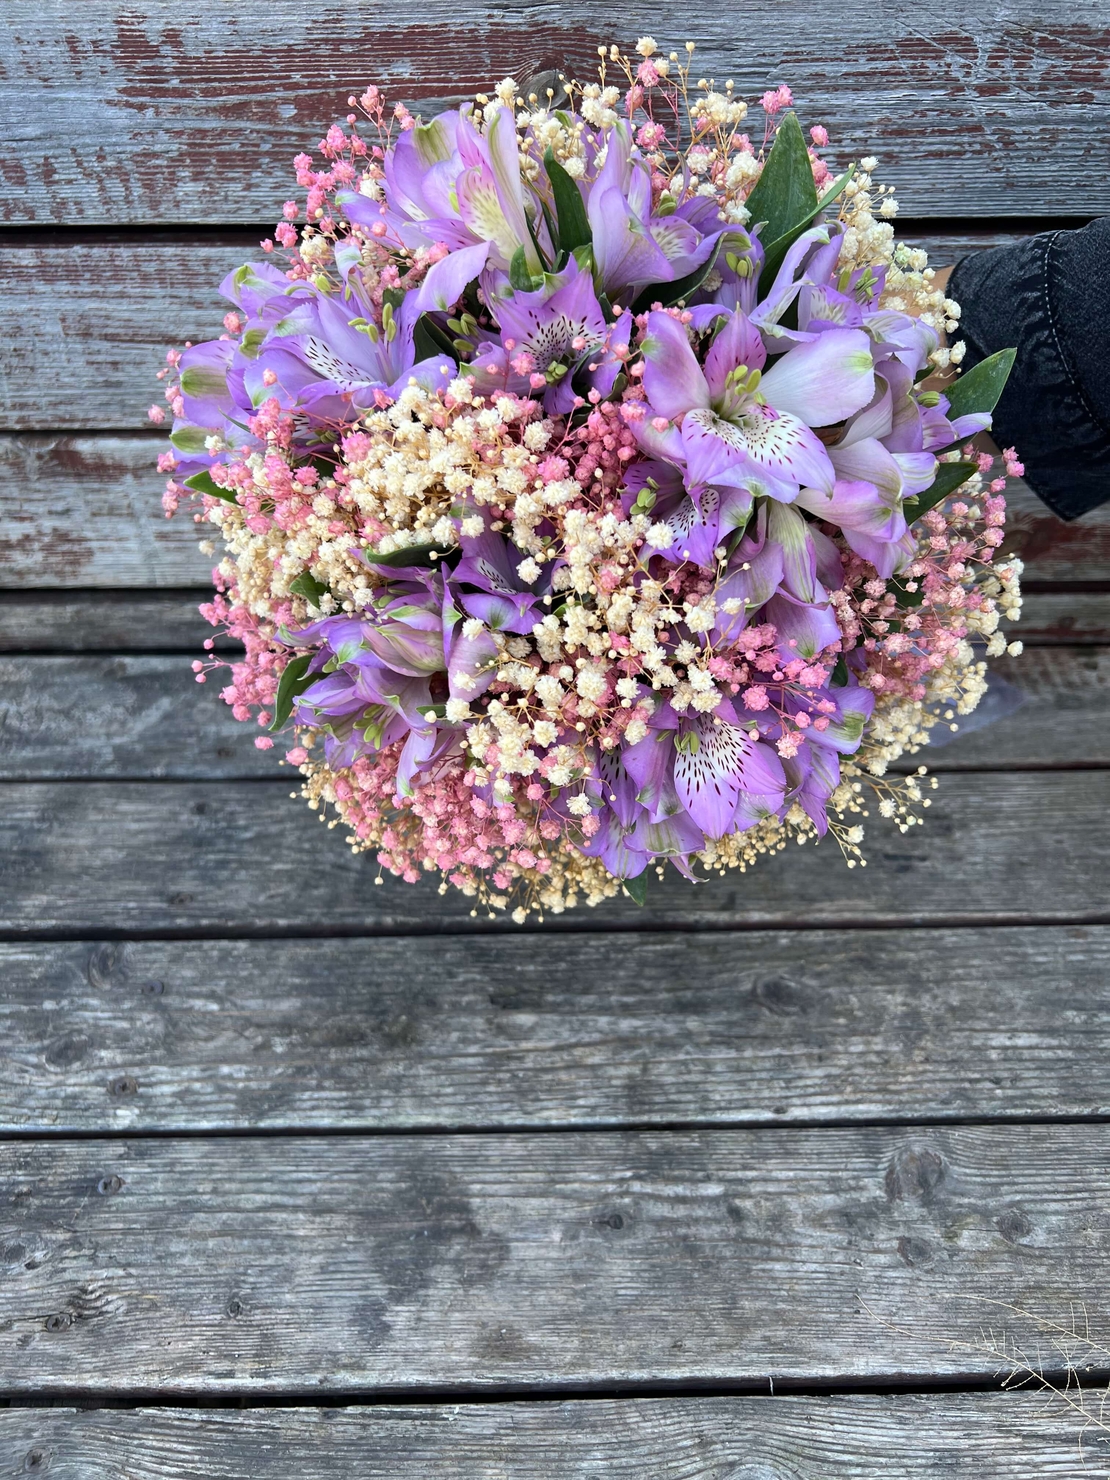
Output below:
[157,40,1023,918]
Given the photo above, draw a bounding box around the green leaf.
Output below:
[183,469,236,503]
[944,347,1017,422]
[289,570,329,604]
[905,460,978,521]
[757,164,854,287]
[830,654,849,687]
[509,245,538,291]
[363,543,453,569]
[622,873,648,906]
[413,311,460,365]
[629,237,726,316]
[381,286,407,313]
[544,148,592,254]
[743,117,855,295]
[269,653,315,732]
[744,111,818,245]
[888,575,925,610]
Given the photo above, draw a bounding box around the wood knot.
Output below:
[897,1235,934,1267]
[751,975,810,1017]
[885,1145,947,1204]
[23,1448,51,1473]
[997,1208,1033,1244]
[108,1074,138,1099]
[86,943,130,990]
[43,1033,91,1069]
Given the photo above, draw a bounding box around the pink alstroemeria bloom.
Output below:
[637,309,876,501]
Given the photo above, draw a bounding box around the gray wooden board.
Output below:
[0,236,1035,433]
[2,1126,1110,1389]
[10,439,1098,588]
[0,772,1106,933]
[1,1394,1105,1477]
[1008,592,1110,646]
[2,926,1109,1132]
[6,2,1109,224]
[0,647,1106,781]
[0,595,237,654]
[2,437,212,587]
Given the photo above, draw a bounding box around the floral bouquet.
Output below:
[156,39,1023,918]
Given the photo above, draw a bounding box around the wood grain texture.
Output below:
[0,772,1105,933]
[1,437,210,586]
[0,593,235,653]
[0,647,1106,781]
[1,1394,1104,1477]
[0,656,269,778]
[0,246,244,432]
[2,927,1108,1132]
[1003,482,1110,583]
[5,2,1110,224]
[3,1127,1110,1390]
[1010,593,1110,646]
[6,434,1105,586]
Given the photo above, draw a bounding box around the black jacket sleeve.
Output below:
[946,219,1110,520]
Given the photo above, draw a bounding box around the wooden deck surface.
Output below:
[2,3,1109,1474]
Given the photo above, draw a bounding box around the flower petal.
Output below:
[642,311,711,419]
[761,328,875,427]
[763,593,842,661]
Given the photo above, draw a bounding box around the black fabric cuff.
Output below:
[947,221,1110,521]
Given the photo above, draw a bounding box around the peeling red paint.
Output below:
[2,8,1108,222]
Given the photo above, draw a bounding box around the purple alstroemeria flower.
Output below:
[241,252,479,418]
[343,105,545,275]
[441,526,560,701]
[583,123,732,300]
[748,225,847,349]
[479,256,631,413]
[637,308,875,501]
[621,459,753,568]
[279,583,455,779]
[795,479,915,579]
[620,696,788,841]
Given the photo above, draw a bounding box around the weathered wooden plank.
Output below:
[1011,592,1110,646]
[1,1394,1103,1477]
[0,656,270,778]
[8,435,1102,587]
[0,245,245,432]
[0,593,234,653]
[1,436,210,586]
[3,926,1108,1132]
[5,2,1110,223]
[2,1126,1109,1389]
[0,234,1043,433]
[0,647,1105,781]
[0,772,1104,933]
[1002,483,1110,583]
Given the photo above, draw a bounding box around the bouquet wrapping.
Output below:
[156,41,1023,918]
